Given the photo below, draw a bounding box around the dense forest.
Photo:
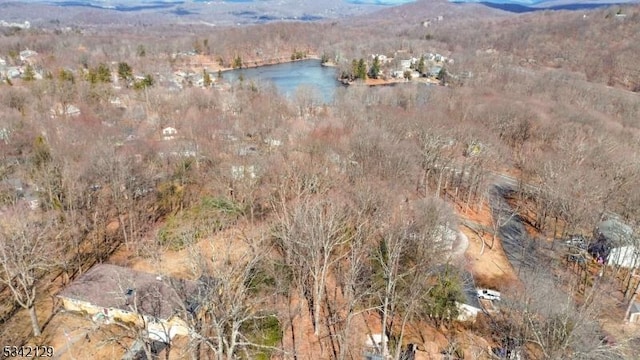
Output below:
[1,2,640,359]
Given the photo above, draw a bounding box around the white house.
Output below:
[19,49,38,62]
[456,271,487,323]
[162,127,178,140]
[364,333,390,357]
[456,302,483,322]
[364,333,388,348]
[231,165,257,180]
[607,245,639,268]
[50,104,81,118]
[588,218,638,268]
[6,67,21,79]
[399,59,412,70]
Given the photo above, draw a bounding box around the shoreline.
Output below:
[216,54,322,73]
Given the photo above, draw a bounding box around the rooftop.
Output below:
[596,219,634,246]
[58,264,200,320]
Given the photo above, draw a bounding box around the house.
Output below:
[364,333,388,359]
[19,49,38,63]
[58,264,200,343]
[238,145,259,156]
[392,70,405,79]
[399,59,413,70]
[0,20,30,29]
[371,54,389,63]
[109,96,125,108]
[156,139,197,159]
[456,272,485,322]
[50,104,81,118]
[364,333,388,348]
[588,218,638,268]
[264,138,282,148]
[628,302,640,323]
[231,165,257,180]
[0,128,9,144]
[428,66,443,78]
[6,67,21,79]
[162,127,178,140]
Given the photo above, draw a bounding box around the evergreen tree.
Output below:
[437,67,448,85]
[96,63,111,83]
[134,74,154,90]
[351,59,358,80]
[203,38,210,55]
[369,56,381,79]
[117,62,133,82]
[417,56,426,75]
[233,55,243,69]
[58,69,75,84]
[22,65,36,81]
[137,44,146,57]
[357,58,367,80]
[425,268,464,327]
[320,53,330,64]
[86,65,110,84]
[203,69,212,87]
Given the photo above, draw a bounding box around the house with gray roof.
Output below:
[58,264,201,343]
[588,218,639,268]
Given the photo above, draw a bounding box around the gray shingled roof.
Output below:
[595,219,634,247]
[58,264,199,320]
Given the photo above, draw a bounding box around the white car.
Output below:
[477,289,501,301]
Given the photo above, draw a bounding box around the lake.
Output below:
[221,59,341,103]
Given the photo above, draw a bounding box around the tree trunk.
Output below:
[436,171,444,198]
[288,292,298,360]
[381,292,390,357]
[28,305,41,337]
[624,278,640,322]
[625,270,638,299]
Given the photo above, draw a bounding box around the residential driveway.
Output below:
[488,183,540,272]
[451,230,469,261]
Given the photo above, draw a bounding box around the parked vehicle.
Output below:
[564,235,588,249]
[477,289,501,301]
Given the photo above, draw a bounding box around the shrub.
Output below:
[157,196,245,250]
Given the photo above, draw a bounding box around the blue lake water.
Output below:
[222,60,340,103]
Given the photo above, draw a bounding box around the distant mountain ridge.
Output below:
[449,0,639,6]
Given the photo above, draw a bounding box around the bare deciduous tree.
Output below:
[272,197,351,337]
[185,236,283,360]
[0,209,59,337]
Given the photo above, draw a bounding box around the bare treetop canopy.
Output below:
[58,264,199,320]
